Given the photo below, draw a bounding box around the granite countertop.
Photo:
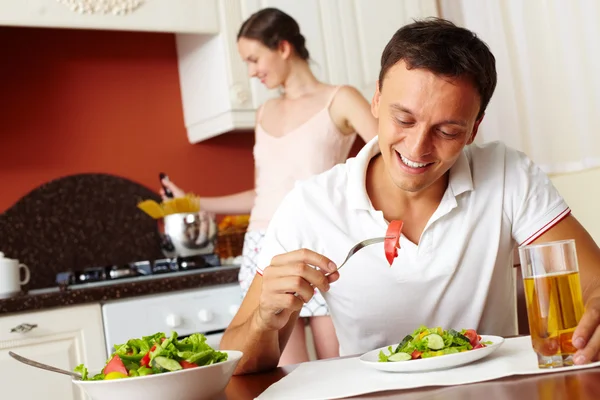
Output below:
[0,265,240,316]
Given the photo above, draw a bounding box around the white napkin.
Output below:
[256,337,600,400]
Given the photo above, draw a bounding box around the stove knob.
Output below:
[165,314,182,328]
[228,305,240,316]
[197,309,213,323]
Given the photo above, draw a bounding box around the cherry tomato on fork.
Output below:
[384,220,404,266]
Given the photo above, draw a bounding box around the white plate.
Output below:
[359,335,504,373]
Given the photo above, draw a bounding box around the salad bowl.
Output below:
[70,331,242,400]
[73,349,242,400]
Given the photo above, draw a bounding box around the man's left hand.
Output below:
[573,295,600,364]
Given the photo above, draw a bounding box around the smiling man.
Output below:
[220,18,600,374]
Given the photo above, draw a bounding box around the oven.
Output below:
[101,283,242,356]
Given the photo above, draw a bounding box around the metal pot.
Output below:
[158,212,218,258]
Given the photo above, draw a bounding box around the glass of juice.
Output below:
[518,239,585,368]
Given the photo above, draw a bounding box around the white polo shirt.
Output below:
[256,137,570,356]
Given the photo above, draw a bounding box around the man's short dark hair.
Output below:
[379,18,497,120]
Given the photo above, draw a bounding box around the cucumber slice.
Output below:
[394,334,413,353]
[387,352,412,362]
[424,333,445,350]
[448,329,471,345]
[152,356,182,371]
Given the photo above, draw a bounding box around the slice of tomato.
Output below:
[140,344,157,368]
[384,220,404,266]
[179,360,198,369]
[463,329,480,347]
[103,354,128,376]
[411,350,422,359]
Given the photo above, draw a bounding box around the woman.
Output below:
[161,7,377,365]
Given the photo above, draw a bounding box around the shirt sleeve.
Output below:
[505,148,571,246]
[255,188,304,275]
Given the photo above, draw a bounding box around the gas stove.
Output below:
[55,253,221,290]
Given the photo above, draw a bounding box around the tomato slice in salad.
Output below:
[384,220,404,266]
[463,329,480,347]
[140,344,157,367]
[410,350,422,359]
[179,360,198,369]
[103,354,128,376]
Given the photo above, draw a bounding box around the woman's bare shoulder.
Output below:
[333,85,366,103]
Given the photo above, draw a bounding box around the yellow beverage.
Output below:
[524,271,585,366]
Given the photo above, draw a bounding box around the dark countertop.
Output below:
[0,265,240,316]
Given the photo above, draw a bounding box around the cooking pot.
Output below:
[158,211,217,258]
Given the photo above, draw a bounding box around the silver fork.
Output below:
[273,235,395,315]
[323,235,395,277]
[9,351,83,380]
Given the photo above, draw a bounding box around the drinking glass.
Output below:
[518,239,585,368]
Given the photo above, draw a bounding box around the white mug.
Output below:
[0,252,30,298]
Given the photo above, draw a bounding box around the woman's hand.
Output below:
[255,249,340,332]
[159,177,186,200]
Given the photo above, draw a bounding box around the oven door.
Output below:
[101,283,241,356]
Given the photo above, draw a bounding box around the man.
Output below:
[220,18,600,374]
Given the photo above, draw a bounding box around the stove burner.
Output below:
[153,258,178,274]
[78,267,107,283]
[108,265,138,280]
[55,253,221,288]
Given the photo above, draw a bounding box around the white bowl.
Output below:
[73,350,242,400]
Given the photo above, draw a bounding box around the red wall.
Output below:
[0,27,255,212]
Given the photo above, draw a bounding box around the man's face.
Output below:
[371,61,483,194]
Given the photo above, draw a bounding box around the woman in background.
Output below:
[161,7,377,365]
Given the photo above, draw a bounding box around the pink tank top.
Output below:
[249,86,357,231]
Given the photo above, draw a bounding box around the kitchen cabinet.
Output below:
[0,0,219,34]
[176,0,439,143]
[0,304,106,400]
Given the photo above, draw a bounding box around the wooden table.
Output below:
[223,362,600,399]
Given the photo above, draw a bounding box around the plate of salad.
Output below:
[360,326,504,372]
[72,331,242,400]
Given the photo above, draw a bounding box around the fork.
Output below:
[9,351,83,380]
[323,235,395,277]
[273,235,395,315]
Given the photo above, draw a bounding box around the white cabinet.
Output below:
[176,0,439,143]
[176,0,256,143]
[0,304,107,400]
[0,0,219,34]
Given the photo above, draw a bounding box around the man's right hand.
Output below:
[255,249,340,331]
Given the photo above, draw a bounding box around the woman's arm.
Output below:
[160,179,255,215]
[330,85,378,143]
[199,189,256,214]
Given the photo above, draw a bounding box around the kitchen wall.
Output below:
[1,26,596,246]
[0,26,257,213]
